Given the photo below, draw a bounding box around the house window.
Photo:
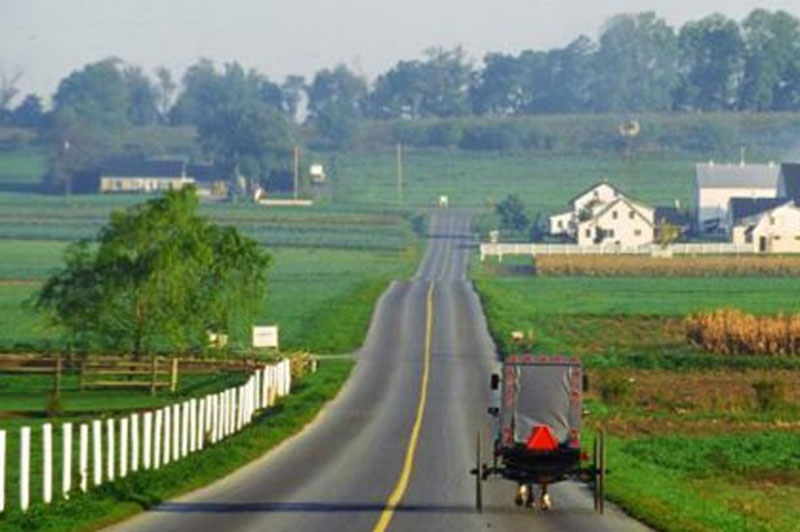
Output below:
[629,211,635,219]
[557,220,563,229]
[770,217,776,225]
[774,235,781,240]
[608,229,615,237]
[634,229,642,236]
[612,211,618,220]
[593,191,599,198]
[585,229,591,238]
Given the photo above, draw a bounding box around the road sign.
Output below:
[252,326,279,349]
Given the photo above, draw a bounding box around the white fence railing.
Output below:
[0,358,293,514]
[479,242,757,260]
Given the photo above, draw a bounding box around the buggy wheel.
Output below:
[593,430,606,514]
[475,431,483,513]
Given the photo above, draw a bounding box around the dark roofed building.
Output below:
[779,163,800,200]
[728,197,789,227]
[186,163,227,183]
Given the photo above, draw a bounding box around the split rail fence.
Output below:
[0,358,293,514]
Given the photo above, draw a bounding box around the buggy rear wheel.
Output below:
[475,431,483,513]
[593,430,606,514]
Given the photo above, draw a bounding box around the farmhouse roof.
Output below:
[729,197,790,223]
[585,196,653,227]
[101,159,186,178]
[695,163,780,189]
[186,163,226,182]
[654,206,690,227]
[568,181,621,205]
[780,163,800,199]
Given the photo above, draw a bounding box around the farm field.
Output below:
[333,149,697,212]
[473,265,800,532]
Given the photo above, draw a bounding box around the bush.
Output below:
[752,380,786,411]
[598,373,635,406]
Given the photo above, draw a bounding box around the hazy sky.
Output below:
[2,0,799,102]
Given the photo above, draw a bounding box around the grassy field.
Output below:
[334,149,696,212]
[474,263,800,531]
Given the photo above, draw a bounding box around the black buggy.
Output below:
[473,355,606,513]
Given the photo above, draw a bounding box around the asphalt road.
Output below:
[106,211,651,532]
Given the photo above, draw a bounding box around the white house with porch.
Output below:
[549,182,622,237]
[576,196,655,246]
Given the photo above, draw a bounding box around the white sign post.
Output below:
[252,326,279,349]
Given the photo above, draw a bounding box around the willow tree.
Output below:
[36,187,270,356]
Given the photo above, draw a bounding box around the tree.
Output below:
[307,65,367,148]
[123,66,159,126]
[496,194,529,232]
[52,58,129,130]
[591,13,679,112]
[739,9,800,111]
[36,188,270,355]
[281,75,306,121]
[674,14,743,111]
[154,66,176,123]
[11,94,45,128]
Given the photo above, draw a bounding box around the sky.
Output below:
[1,0,799,103]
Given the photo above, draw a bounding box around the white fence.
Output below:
[0,358,293,514]
[479,242,757,261]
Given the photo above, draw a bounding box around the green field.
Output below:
[474,264,800,532]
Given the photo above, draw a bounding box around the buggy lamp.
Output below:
[525,425,559,452]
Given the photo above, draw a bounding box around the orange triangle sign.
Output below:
[526,425,559,451]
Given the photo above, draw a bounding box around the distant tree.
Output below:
[123,66,159,126]
[169,58,222,125]
[591,13,679,112]
[52,58,129,130]
[470,52,530,116]
[739,9,800,111]
[11,94,45,128]
[35,188,270,355]
[674,14,743,111]
[154,66,176,123]
[496,194,529,232]
[307,65,367,148]
[281,75,307,121]
[0,65,23,114]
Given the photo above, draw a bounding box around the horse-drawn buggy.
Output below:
[473,355,606,513]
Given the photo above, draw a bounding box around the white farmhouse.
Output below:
[732,200,800,253]
[576,197,655,247]
[549,182,621,237]
[695,162,780,234]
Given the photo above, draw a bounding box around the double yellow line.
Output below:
[371,282,435,532]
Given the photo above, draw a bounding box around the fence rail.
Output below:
[0,358,296,514]
[479,242,757,260]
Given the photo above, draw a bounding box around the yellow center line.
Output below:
[371,282,435,532]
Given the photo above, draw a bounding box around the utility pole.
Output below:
[396,143,404,206]
[293,145,299,200]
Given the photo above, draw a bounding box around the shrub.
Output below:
[598,373,635,406]
[752,380,786,411]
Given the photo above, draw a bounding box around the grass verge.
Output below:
[0,359,354,532]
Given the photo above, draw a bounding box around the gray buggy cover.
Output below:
[500,357,582,446]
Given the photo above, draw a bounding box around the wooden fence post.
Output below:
[150,357,158,396]
[143,412,152,469]
[154,409,163,469]
[79,424,88,492]
[54,354,62,399]
[119,418,128,478]
[170,358,178,393]
[20,426,30,511]
[43,423,53,504]
[106,419,115,482]
[62,423,72,498]
[92,420,102,487]
[130,414,139,472]
[0,430,5,513]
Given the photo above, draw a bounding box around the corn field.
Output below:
[685,309,800,356]
[535,255,800,277]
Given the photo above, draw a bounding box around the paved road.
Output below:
[106,211,651,532]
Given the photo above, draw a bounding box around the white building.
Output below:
[695,162,780,234]
[576,196,655,247]
[732,200,800,253]
[549,182,621,237]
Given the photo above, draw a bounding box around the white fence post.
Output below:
[181,402,189,458]
[197,399,205,451]
[130,414,139,472]
[172,404,180,460]
[189,399,197,453]
[143,412,152,469]
[119,418,128,478]
[154,409,163,469]
[79,424,88,492]
[43,423,53,504]
[236,387,244,432]
[106,419,115,482]
[163,407,171,465]
[20,426,30,511]
[261,368,268,408]
[0,430,5,512]
[62,423,72,498]
[92,420,102,487]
